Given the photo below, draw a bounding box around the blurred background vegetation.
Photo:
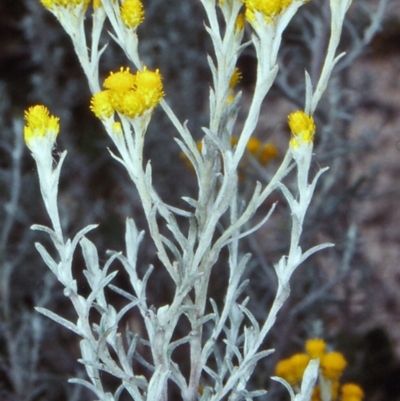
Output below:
[1,0,400,400]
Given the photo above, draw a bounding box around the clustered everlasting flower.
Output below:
[275,353,310,386]
[181,136,278,176]
[90,67,164,120]
[120,0,145,29]
[234,136,279,165]
[340,383,365,401]
[23,105,60,152]
[288,110,316,148]
[28,0,356,398]
[275,338,364,401]
[40,0,145,28]
[321,351,348,381]
[306,338,327,359]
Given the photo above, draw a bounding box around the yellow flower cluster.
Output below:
[23,105,60,146]
[275,353,310,386]
[40,0,89,10]
[242,0,292,21]
[340,383,364,401]
[90,67,164,120]
[306,338,327,359]
[235,13,246,32]
[275,339,364,401]
[312,381,364,401]
[236,137,279,165]
[288,110,316,148]
[321,351,347,381]
[120,0,145,29]
[181,136,279,175]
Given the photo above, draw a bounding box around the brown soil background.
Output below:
[349,24,400,353]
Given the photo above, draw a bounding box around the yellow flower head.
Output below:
[135,68,165,109]
[246,137,262,154]
[321,351,347,381]
[182,136,278,179]
[119,91,146,118]
[120,0,145,29]
[290,353,310,383]
[90,90,114,119]
[24,105,59,147]
[242,0,293,21]
[288,110,316,148]
[259,143,279,164]
[275,353,310,386]
[233,136,278,166]
[235,13,246,31]
[91,67,164,120]
[305,338,327,359]
[340,383,364,401]
[275,358,296,385]
[103,67,136,92]
[229,67,242,89]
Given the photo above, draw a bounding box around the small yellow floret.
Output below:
[120,0,145,29]
[305,338,327,359]
[107,90,126,113]
[290,353,310,383]
[288,110,316,148]
[259,143,279,164]
[119,91,145,118]
[104,67,136,91]
[235,13,246,31]
[93,0,102,8]
[23,105,59,145]
[234,136,278,165]
[227,67,242,104]
[90,91,114,119]
[321,351,347,381]
[275,353,310,385]
[246,137,262,154]
[340,383,364,401]
[229,68,242,89]
[244,8,256,22]
[275,358,296,385]
[135,68,165,109]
